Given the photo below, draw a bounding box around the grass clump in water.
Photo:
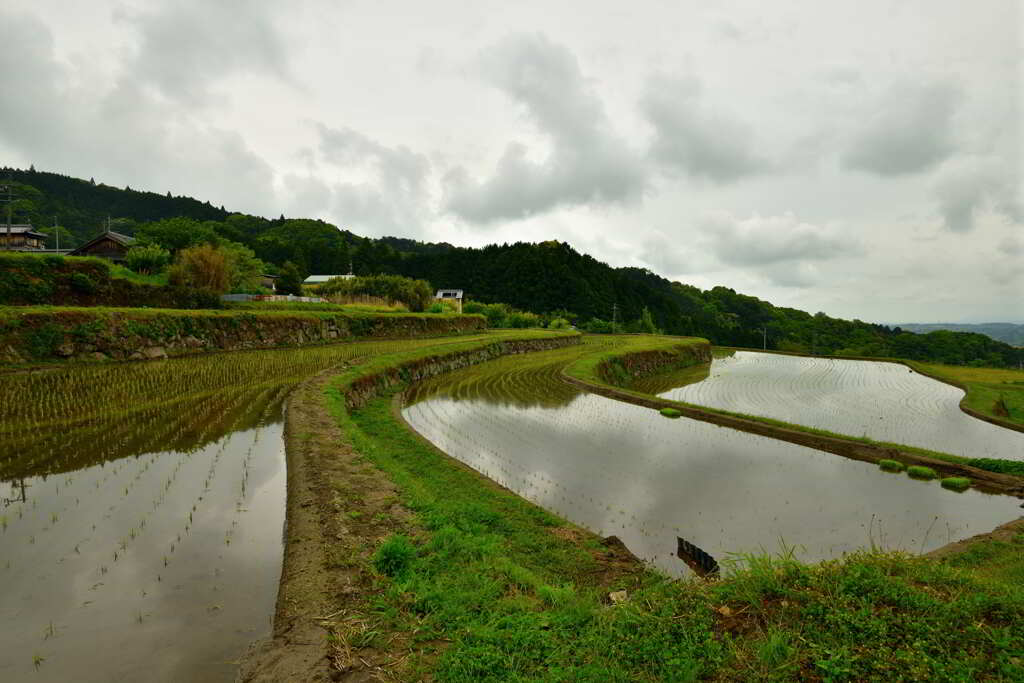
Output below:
[907,465,938,480]
[659,407,682,418]
[878,459,905,472]
[941,476,971,492]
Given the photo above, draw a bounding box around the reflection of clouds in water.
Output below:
[665,352,1024,461]
[404,393,1019,578]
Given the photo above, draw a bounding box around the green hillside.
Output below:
[2,166,1021,368]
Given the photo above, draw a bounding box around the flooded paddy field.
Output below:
[403,347,1020,578]
[644,351,1024,461]
[0,334,505,682]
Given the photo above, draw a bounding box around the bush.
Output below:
[507,311,541,328]
[548,317,571,330]
[169,243,230,295]
[907,465,938,480]
[125,244,171,275]
[319,274,433,312]
[878,459,905,473]
[373,534,416,577]
[69,272,96,294]
[940,477,971,492]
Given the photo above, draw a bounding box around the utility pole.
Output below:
[759,327,767,350]
[53,216,59,251]
[1,180,13,246]
[612,303,619,334]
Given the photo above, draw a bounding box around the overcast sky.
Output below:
[1,0,1020,323]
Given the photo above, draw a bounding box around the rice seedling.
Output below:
[878,459,905,472]
[907,466,938,480]
[940,477,971,492]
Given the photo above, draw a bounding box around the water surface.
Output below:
[651,351,1024,460]
[403,351,1019,578]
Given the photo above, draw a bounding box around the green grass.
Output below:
[319,339,1024,680]
[940,476,971,492]
[909,361,1024,428]
[907,465,938,480]
[879,459,905,472]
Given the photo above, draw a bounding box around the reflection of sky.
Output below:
[663,352,1024,461]
[0,421,286,683]
[404,393,1020,578]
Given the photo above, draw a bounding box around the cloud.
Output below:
[932,157,1021,232]
[117,0,292,105]
[442,33,646,223]
[0,8,278,215]
[640,73,767,183]
[696,211,861,287]
[316,124,432,236]
[842,81,960,176]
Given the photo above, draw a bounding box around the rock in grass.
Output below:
[941,476,971,492]
[659,407,682,418]
[907,465,938,480]
[878,459,905,473]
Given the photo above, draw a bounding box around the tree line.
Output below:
[3,167,1020,367]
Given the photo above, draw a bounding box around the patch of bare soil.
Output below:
[236,369,425,682]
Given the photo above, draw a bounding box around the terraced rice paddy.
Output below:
[652,351,1024,461]
[0,332,522,682]
[403,345,1020,578]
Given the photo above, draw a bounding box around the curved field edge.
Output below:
[246,332,1024,681]
[718,345,1024,433]
[563,339,1024,494]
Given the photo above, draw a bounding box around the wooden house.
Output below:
[0,224,48,251]
[69,231,137,262]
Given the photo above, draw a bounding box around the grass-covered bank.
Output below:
[303,337,1024,680]
[0,305,488,365]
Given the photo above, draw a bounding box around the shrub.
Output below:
[428,302,445,313]
[548,317,571,330]
[69,272,96,294]
[507,311,541,328]
[319,274,433,312]
[940,477,971,492]
[907,465,938,480]
[169,243,230,294]
[660,407,682,418]
[125,244,171,275]
[878,459,905,473]
[373,534,416,577]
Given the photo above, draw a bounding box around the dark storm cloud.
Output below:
[640,73,767,183]
[442,33,646,223]
[117,0,292,104]
[842,81,960,176]
[0,8,277,214]
[316,124,431,236]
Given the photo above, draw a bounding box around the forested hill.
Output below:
[898,323,1024,348]
[3,166,1021,367]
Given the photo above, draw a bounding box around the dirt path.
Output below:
[237,368,425,682]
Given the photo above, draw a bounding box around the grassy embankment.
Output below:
[567,341,1024,482]
[317,334,1023,680]
[907,361,1024,430]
